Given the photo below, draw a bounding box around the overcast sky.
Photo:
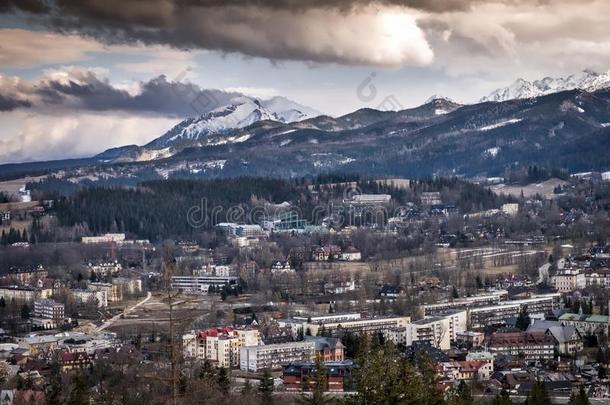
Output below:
[1,0,610,163]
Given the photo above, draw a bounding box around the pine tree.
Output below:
[66,371,90,405]
[516,306,531,331]
[525,380,550,405]
[258,369,274,404]
[46,361,63,405]
[302,357,328,405]
[568,386,590,405]
[20,303,30,320]
[492,387,513,405]
[216,367,230,394]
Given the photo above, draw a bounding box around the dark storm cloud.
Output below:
[0,68,240,116]
[2,0,441,66]
[0,94,32,111]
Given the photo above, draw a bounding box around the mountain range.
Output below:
[481,69,610,102]
[2,70,610,182]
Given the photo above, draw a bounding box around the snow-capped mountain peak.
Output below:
[260,96,322,122]
[424,94,457,104]
[481,69,610,102]
[145,95,321,150]
[146,97,278,148]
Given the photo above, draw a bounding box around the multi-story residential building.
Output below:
[81,233,126,244]
[303,316,411,337]
[528,321,583,356]
[468,294,561,329]
[550,269,586,292]
[303,336,344,361]
[240,341,316,372]
[559,313,610,336]
[456,331,485,348]
[382,327,408,346]
[88,260,122,277]
[182,327,260,368]
[584,269,610,288]
[487,331,554,361]
[501,203,519,216]
[215,223,265,238]
[33,299,64,320]
[406,317,451,350]
[271,261,294,274]
[439,361,493,382]
[112,278,143,296]
[282,360,355,392]
[345,194,392,205]
[60,351,92,371]
[406,310,467,350]
[293,313,362,324]
[31,299,65,329]
[0,286,39,302]
[420,192,442,206]
[422,290,509,317]
[171,275,238,293]
[89,282,122,303]
[72,289,108,308]
[7,265,48,286]
[340,247,362,261]
[405,312,461,349]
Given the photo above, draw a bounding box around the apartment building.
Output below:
[81,233,126,244]
[422,290,509,317]
[72,289,108,308]
[89,282,122,303]
[456,331,485,348]
[550,269,586,292]
[303,336,345,361]
[182,327,260,368]
[559,313,610,336]
[584,269,610,288]
[468,294,561,329]
[88,260,122,277]
[487,331,554,361]
[240,341,316,372]
[406,310,467,350]
[439,360,493,382]
[283,360,355,392]
[171,275,238,293]
[33,299,64,320]
[303,316,410,337]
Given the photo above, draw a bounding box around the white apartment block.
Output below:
[183,327,260,369]
[550,269,586,293]
[33,299,65,319]
[468,293,561,329]
[81,233,126,244]
[422,290,509,317]
[72,290,108,308]
[240,341,316,372]
[585,269,610,288]
[406,310,467,350]
[171,275,238,293]
[303,316,411,337]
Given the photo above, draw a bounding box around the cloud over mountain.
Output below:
[0,67,240,116]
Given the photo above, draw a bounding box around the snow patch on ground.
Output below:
[477,118,522,131]
[484,147,500,158]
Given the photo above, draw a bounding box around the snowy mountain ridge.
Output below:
[145,95,321,149]
[481,69,610,102]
